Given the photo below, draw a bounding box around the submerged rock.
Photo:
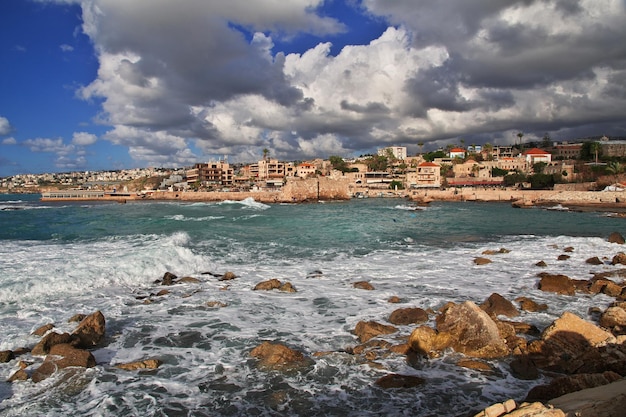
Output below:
[608,232,625,244]
[115,358,162,371]
[249,341,310,372]
[375,373,425,389]
[353,281,375,290]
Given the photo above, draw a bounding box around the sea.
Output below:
[0,193,623,416]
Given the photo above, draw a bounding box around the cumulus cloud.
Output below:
[55,0,626,165]
[0,116,12,136]
[60,44,74,52]
[72,131,97,145]
[2,137,17,145]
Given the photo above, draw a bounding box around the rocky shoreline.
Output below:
[3,234,626,416]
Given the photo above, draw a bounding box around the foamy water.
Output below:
[0,195,623,416]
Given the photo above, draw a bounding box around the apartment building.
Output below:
[378,146,407,160]
[186,161,233,187]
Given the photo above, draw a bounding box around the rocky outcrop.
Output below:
[31,343,96,383]
[72,310,106,348]
[354,321,398,343]
[388,307,428,325]
[480,293,519,318]
[537,273,576,296]
[115,359,162,371]
[253,279,297,292]
[526,371,622,402]
[249,341,311,372]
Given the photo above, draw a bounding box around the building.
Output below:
[296,163,316,178]
[378,146,407,160]
[449,148,466,159]
[552,142,582,160]
[600,139,626,158]
[406,162,441,188]
[186,161,233,187]
[523,148,552,165]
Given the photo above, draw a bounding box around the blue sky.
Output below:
[2,0,626,177]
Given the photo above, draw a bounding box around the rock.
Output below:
[32,323,55,337]
[206,301,227,308]
[612,252,626,265]
[473,399,517,417]
[475,401,565,417]
[526,371,622,402]
[435,301,509,359]
[557,254,570,261]
[510,356,539,380]
[71,310,106,348]
[585,256,604,265]
[481,248,510,255]
[608,232,625,244]
[0,350,14,363]
[480,293,519,318]
[219,271,237,281]
[535,260,548,267]
[115,359,162,371]
[537,273,576,296]
[599,306,626,329]
[353,281,375,290]
[589,278,624,297]
[515,296,548,312]
[375,373,425,389]
[253,279,282,291]
[161,271,177,285]
[32,332,74,356]
[549,377,626,417]
[473,257,492,265]
[457,358,494,373]
[279,282,297,293]
[563,246,574,253]
[354,320,398,343]
[407,325,452,357]
[249,341,310,372]
[178,276,201,284]
[31,343,96,383]
[155,289,170,296]
[68,314,86,323]
[7,369,28,382]
[388,307,429,325]
[388,296,402,303]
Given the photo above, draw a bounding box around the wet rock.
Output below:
[7,369,28,382]
[155,289,170,296]
[515,296,548,312]
[563,246,574,253]
[612,252,626,265]
[206,301,227,308]
[178,276,201,284]
[387,296,402,303]
[537,272,576,296]
[535,260,548,267]
[435,301,509,359]
[0,350,14,363]
[480,293,519,318]
[407,325,452,358]
[509,356,539,380]
[161,271,177,285]
[585,256,604,265]
[279,282,297,293]
[115,358,162,371]
[557,254,570,261]
[32,332,74,356]
[481,248,510,255]
[608,232,625,244]
[388,307,429,325]
[249,341,310,372]
[353,281,375,290]
[31,344,96,383]
[253,279,281,291]
[375,373,425,389]
[68,314,87,323]
[526,371,622,402]
[589,278,623,297]
[457,358,494,373]
[354,320,398,343]
[71,310,106,349]
[599,306,626,329]
[32,323,54,337]
[473,257,492,265]
[219,271,237,281]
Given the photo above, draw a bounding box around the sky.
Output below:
[1,0,626,176]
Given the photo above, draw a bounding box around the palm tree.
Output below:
[590,142,600,164]
[262,148,269,161]
[418,142,424,154]
[516,132,524,148]
[607,161,624,183]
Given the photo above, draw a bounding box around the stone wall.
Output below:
[281,177,351,201]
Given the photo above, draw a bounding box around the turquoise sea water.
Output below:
[0,194,624,416]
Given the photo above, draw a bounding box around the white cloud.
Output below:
[2,137,17,145]
[60,44,74,52]
[0,116,12,136]
[72,131,98,145]
[23,137,74,154]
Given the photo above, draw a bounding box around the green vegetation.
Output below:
[389,180,404,190]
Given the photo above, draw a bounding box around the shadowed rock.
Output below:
[249,341,311,372]
[72,311,106,349]
[31,343,96,383]
[375,373,425,389]
[480,293,519,318]
[537,273,575,296]
[608,232,625,244]
[388,307,429,325]
[354,321,398,343]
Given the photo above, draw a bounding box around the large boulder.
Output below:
[388,307,429,325]
[249,341,310,372]
[480,293,519,318]
[31,332,74,356]
[537,273,576,296]
[608,232,625,244]
[515,296,548,312]
[31,344,96,383]
[435,301,509,359]
[599,306,626,331]
[408,325,453,357]
[375,373,425,389]
[354,321,398,343]
[72,311,106,348]
[526,371,622,402]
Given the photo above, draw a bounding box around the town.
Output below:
[3,136,626,199]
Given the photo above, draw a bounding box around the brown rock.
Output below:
[375,373,425,389]
[32,323,54,337]
[31,343,96,383]
[115,359,162,371]
[253,278,282,291]
[585,256,604,265]
[435,301,509,359]
[155,289,170,296]
[388,296,402,303]
[407,325,452,357]
[608,232,625,244]
[611,252,626,265]
[161,271,177,285]
[219,271,237,281]
[457,358,494,373]
[557,254,570,261]
[537,273,576,296]
[563,246,574,253]
[535,260,548,267]
[72,310,106,348]
[206,301,227,308]
[279,282,297,293]
[249,341,310,371]
[388,307,429,325]
[481,248,510,255]
[600,306,626,329]
[526,371,622,402]
[510,356,539,380]
[354,320,398,343]
[32,332,74,356]
[0,350,14,363]
[7,369,28,382]
[474,257,492,265]
[178,276,201,284]
[480,293,520,318]
[68,314,87,323]
[515,296,548,312]
[353,281,375,290]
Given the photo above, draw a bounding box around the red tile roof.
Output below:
[523,148,551,155]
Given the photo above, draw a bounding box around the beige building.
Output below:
[378,146,407,160]
[186,161,233,187]
[406,162,441,188]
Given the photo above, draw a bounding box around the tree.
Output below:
[365,155,388,172]
[606,161,624,183]
[389,180,404,190]
[329,155,350,173]
[541,133,551,149]
[533,162,547,174]
[516,132,524,149]
[590,142,600,164]
[418,142,424,154]
[262,148,269,160]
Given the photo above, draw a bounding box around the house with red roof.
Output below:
[406,161,441,188]
[449,147,466,159]
[523,148,552,165]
